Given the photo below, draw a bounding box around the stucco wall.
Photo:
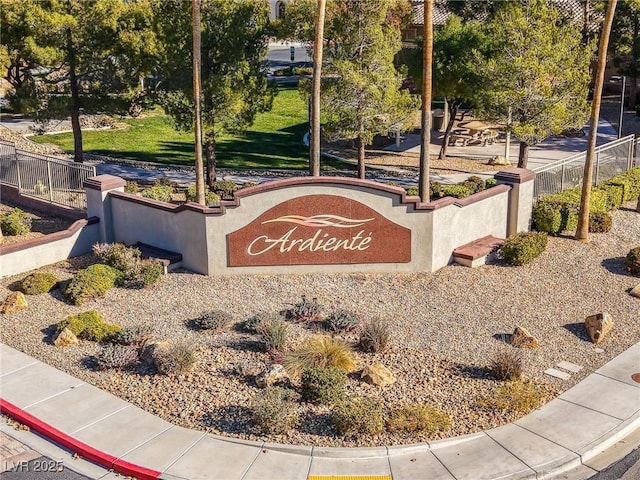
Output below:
[109,195,210,275]
[89,173,533,277]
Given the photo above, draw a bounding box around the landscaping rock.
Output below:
[0,292,28,314]
[630,284,640,298]
[360,364,395,387]
[255,364,288,388]
[510,325,539,349]
[584,312,614,345]
[54,327,79,347]
[489,156,511,166]
[140,341,169,366]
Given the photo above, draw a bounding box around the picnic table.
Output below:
[448,122,500,147]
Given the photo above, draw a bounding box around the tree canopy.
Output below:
[320,0,418,178]
[0,0,158,162]
[152,0,276,185]
[476,0,593,168]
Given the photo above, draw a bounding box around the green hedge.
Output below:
[500,232,548,266]
[532,167,640,236]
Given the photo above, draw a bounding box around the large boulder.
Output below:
[54,327,79,347]
[0,292,28,314]
[360,364,395,387]
[510,325,540,349]
[584,312,614,345]
[255,364,288,388]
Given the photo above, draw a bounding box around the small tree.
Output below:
[477,0,593,168]
[5,0,158,162]
[154,0,276,185]
[321,0,418,179]
[431,15,487,160]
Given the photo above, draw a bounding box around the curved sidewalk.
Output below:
[1,342,639,480]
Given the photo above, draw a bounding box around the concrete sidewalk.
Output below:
[1,343,638,480]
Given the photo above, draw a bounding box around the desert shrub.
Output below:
[332,397,384,437]
[93,243,141,277]
[239,311,278,334]
[499,232,547,266]
[211,180,238,199]
[608,167,640,201]
[301,367,347,405]
[63,264,123,305]
[324,309,361,333]
[358,318,391,353]
[596,182,625,211]
[490,349,523,381]
[256,316,289,351]
[94,344,139,370]
[626,246,640,275]
[141,184,174,202]
[532,188,607,235]
[251,387,300,435]
[285,295,324,323]
[153,340,196,375]
[113,325,154,347]
[284,335,356,374]
[461,175,486,194]
[185,184,221,206]
[20,272,59,295]
[439,184,473,199]
[1,208,31,236]
[405,186,419,196]
[138,260,164,287]
[295,66,313,75]
[387,404,451,434]
[194,309,233,331]
[241,181,258,189]
[124,181,139,193]
[57,310,121,342]
[589,211,613,233]
[532,201,563,234]
[93,243,163,288]
[485,178,498,188]
[476,379,551,414]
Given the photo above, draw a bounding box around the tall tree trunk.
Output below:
[576,0,618,241]
[357,137,365,179]
[192,0,206,205]
[517,141,529,169]
[419,0,433,202]
[205,138,216,187]
[310,0,326,176]
[438,101,459,160]
[67,31,83,163]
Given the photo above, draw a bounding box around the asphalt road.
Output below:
[1,456,92,480]
[586,447,640,480]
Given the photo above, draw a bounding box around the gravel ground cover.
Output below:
[0,205,638,448]
[0,204,74,247]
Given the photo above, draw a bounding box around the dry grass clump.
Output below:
[476,380,553,414]
[387,404,451,434]
[284,335,356,374]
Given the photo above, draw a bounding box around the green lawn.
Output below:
[31,85,352,171]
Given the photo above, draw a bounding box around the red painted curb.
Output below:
[0,398,161,480]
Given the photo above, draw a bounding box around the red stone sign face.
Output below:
[228,195,411,266]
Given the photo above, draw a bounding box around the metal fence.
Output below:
[0,140,95,210]
[532,135,636,198]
